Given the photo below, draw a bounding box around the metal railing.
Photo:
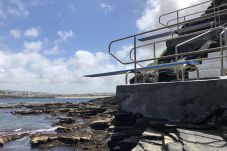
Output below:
[159,0,227,28]
[159,0,212,29]
[108,1,227,83]
[129,26,223,66]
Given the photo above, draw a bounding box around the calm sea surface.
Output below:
[0,98,92,151]
[0,97,91,104]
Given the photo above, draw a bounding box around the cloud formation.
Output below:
[0,49,125,94]
[100,3,114,15]
[24,27,41,38]
[0,0,29,19]
[136,0,209,31]
[23,41,43,52]
[56,30,74,43]
[9,29,21,38]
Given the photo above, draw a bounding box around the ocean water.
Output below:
[0,97,91,104]
[0,98,92,151]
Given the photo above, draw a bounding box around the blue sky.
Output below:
[1,0,145,58]
[0,0,207,94]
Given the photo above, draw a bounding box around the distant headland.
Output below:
[0,90,114,99]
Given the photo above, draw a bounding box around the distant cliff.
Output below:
[0,90,55,99]
[0,90,114,99]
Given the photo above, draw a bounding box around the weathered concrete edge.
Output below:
[116,79,227,123]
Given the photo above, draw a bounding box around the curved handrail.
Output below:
[129,27,224,65]
[175,30,214,61]
[159,0,212,27]
[127,46,227,65]
[109,9,227,65]
[166,2,227,26]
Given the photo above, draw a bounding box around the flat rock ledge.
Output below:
[30,135,91,147]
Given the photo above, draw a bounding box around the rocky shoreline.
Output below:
[0,97,227,151]
[0,97,117,150]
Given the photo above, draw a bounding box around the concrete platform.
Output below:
[116,79,227,123]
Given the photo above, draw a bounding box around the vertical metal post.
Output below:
[218,7,221,26]
[213,0,217,27]
[134,36,137,84]
[220,29,226,76]
[153,43,156,61]
[153,43,157,79]
[175,47,179,80]
[220,31,223,76]
[177,11,180,30]
[224,30,227,75]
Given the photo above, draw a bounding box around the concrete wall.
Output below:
[116,79,227,123]
[189,51,227,79]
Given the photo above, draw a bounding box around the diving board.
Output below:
[84,61,200,83]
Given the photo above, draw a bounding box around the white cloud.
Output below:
[56,30,74,43]
[24,41,43,52]
[24,27,40,38]
[44,45,59,55]
[7,0,29,17]
[0,0,44,19]
[136,0,209,31]
[9,29,21,38]
[0,49,126,94]
[100,3,114,15]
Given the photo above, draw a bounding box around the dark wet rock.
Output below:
[114,112,136,121]
[114,112,137,126]
[90,119,111,130]
[117,136,140,151]
[58,136,80,144]
[121,128,144,137]
[103,109,117,115]
[13,110,45,115]
[80,135,92,142]
[108,132,129,148]
[30,135,56,147]
[111,145,121,151]
[0,134,25,147]
[55,126,73,133]
[135,118,149,128]
[57,117,75,125]
[111,126,134,132]
[88,106,107,114]
[58,108,72,113]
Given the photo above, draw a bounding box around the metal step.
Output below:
[138,31,173,42]
[138,22,214,42]
[176,22,214,34]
